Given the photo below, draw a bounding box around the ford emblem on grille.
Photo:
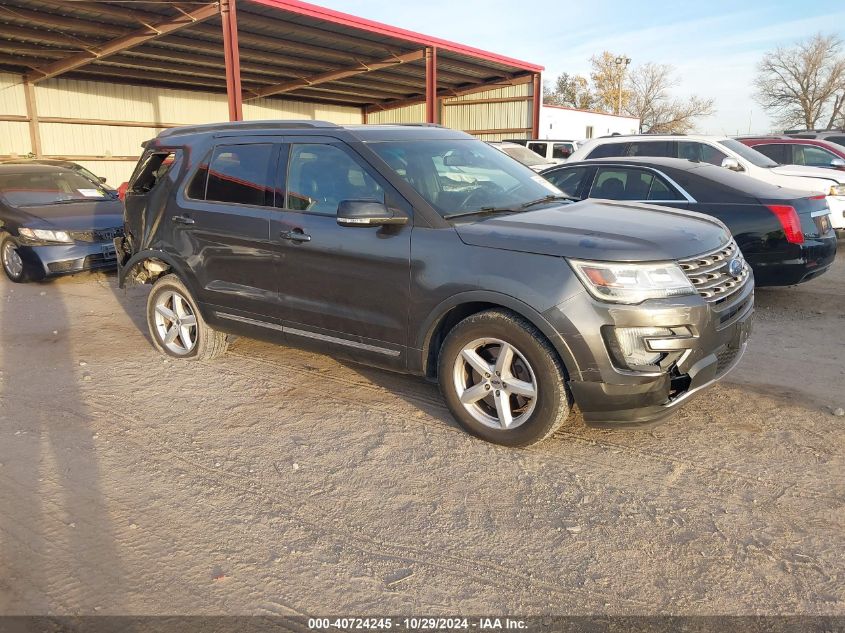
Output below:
[727,258,743,277]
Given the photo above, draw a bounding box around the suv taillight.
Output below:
[766,204,804,244]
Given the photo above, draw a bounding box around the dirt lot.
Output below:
[0,246,843,616]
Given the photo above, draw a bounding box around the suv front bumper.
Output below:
[544,277,754,427]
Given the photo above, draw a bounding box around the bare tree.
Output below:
[625,62,715,133]
[543,72,594,109]
[754,33,845,130]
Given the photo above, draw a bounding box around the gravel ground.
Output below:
[0,245,843,616]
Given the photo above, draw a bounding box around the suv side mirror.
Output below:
[721,157,743,172]
[337,200,407,227]
[830,158,845,168]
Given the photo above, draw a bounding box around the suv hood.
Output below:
[453,199,729,262]
[770,164,844,186]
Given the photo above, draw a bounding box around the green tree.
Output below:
[543,72,594,109]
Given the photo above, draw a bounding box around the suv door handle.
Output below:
[172,215,195,225]
[280,229,311,243]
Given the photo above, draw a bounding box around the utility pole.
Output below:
[614,56,631,115]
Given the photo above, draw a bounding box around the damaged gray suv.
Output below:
[116,121,754,446]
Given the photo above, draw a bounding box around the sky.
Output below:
[319,0,845,134]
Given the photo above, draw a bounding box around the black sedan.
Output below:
[0,165,124,283]
[542,157,837,286]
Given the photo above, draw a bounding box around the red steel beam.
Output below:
[221,0,244,121]
[531,72,541,139]
[365,73,533,114]
[425,46,438,124]
[24,3,219,83]
[246,48,425,100]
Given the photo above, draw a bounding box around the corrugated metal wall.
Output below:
[367,103,426,125]
[0,72,32,155]
[368,83,533,141]
[0,72,362,185]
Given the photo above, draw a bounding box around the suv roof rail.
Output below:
[783,128,845,134]
[389,122,446,128]
[596,133,687,139]
[157,119,340,139]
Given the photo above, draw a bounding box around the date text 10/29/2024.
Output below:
[308,618,528,630]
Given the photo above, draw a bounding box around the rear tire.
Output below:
[438,309,571,447]
[146,274,229,360]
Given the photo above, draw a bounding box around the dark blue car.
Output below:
[0,165,124,283]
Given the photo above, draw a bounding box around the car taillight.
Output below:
[766,204,804,244]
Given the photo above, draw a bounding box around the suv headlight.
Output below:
[569,259,695,304]
[19,228,73,244]
[829,184,845,196]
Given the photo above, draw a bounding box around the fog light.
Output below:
[613,327,673,368]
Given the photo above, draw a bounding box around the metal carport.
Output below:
[0,0,543,150]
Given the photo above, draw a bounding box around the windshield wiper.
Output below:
[519,194,578,209]
[442,206,520,220]
[18,198,98,207]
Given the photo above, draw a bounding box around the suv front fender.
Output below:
[417,290,582,380]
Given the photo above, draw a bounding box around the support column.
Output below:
[220,0,243,121]
[531,72,541,139]
[23,81,42,157]
[425,46,438,124]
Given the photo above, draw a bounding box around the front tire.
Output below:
[1,234,35,283]
[438,309,571,447]
[146,274,229,360]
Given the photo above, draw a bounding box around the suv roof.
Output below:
[563,155,716,171]
[154,120,468,144]
[740,137,844,147]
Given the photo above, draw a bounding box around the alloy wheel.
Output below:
[153,290,198,355]
[2,241,23,279]
[452,337,538,430]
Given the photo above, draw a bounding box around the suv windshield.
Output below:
[498,144,548,167]
[718,139,779,168]
[369,139,563,217]
[0,170,110,207]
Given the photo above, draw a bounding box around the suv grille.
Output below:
[678,240,749,303]
[69,227,124,243]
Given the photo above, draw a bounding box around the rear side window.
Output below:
[543,167,588,198]
[627,141,672,157]
[589,166,682,202]
[527,142,548,157]
[647,175,683,201]
[552,143,573,159]
[195,144,275,206]
[587,142,627,158]
[751,143,789,164]
[591,167,651,200]
[826,135,845,146]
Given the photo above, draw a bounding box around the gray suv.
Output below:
[116,121,754,446]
